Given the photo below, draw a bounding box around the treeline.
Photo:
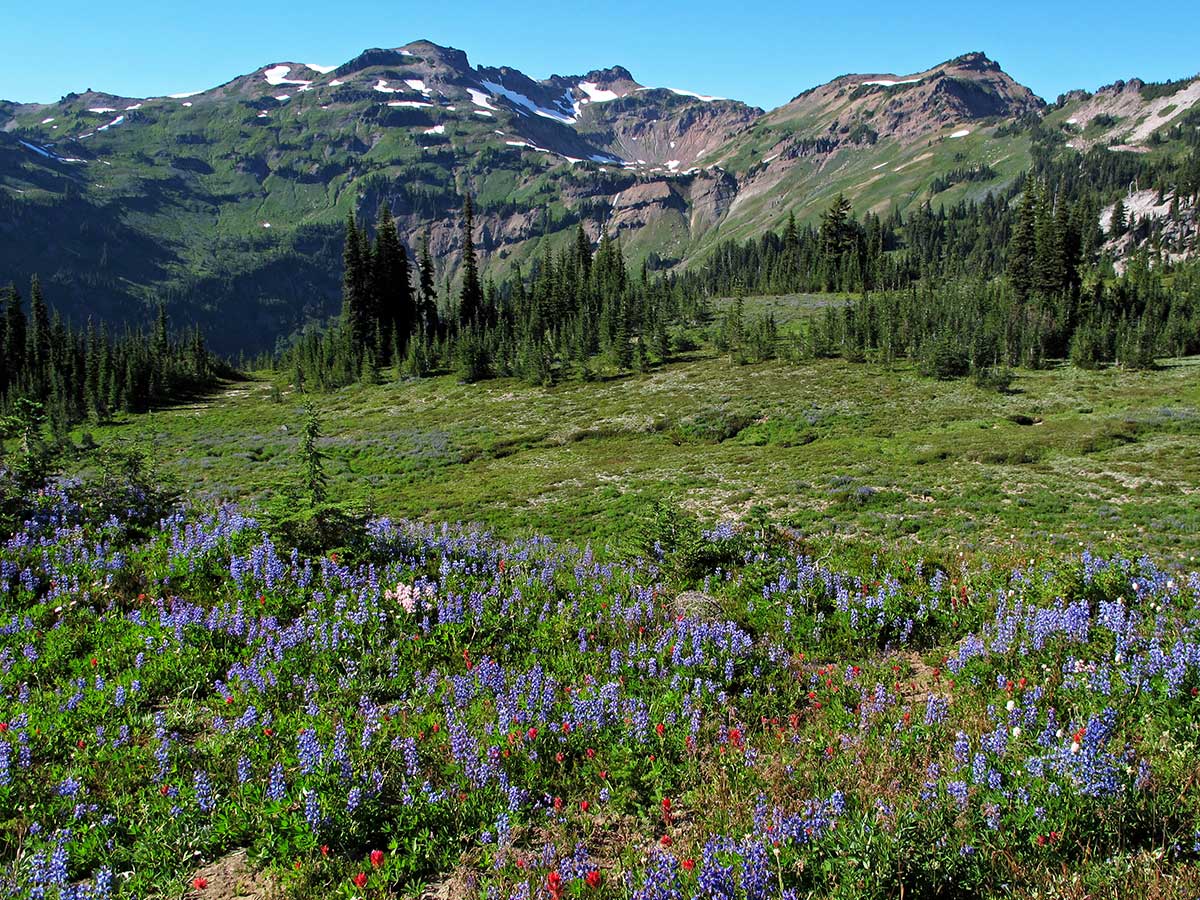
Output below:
[282,197,706,389]
[780,258,1200,381]
[717,178,1200,376]
[1,278,228,436]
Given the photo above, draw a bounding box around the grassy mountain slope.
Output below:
[1,43,1196,352]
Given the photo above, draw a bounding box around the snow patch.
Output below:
[97,115,125,131]
[474,109,493,117]
[480,79,575,123]
[579,81,620,103]
[860,78,921,87]
[264,65,310,87]
[467,88,498,111]
[373,80,399,93]
[274,94,291,102]
[167,90,204,98]
[329,79,345,87]
[18,139,55,158]
[424,124,446,134]
[305,63,337,74]
[41,117,55,124]
[124,103,142,110]
[666,159,681,171]
[182,102,193,107]
[666,87,724,102]
[763,153,779,164]
[1065,117,1078,125]
[405,79,430,94]
[388,100,433,108]
[949,129,970,138]
[87,107,117,113]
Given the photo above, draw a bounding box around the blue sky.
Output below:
[3,0,1198,107]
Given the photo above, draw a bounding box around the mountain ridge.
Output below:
[1,41,1197,353]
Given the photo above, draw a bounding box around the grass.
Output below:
[76,334,1200,562]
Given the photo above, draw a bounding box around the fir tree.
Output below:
[300,402,328,506]
[459,195,484,328]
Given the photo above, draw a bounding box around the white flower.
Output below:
[1070,741,1080,754]
[1012,727,1022,739]
[1056,729,1064,739]
[1005,700,1016,712]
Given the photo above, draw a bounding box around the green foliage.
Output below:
[73,441,181,537]
[625,497,744,585]
[300,402,328,506]
[919,336,971,380]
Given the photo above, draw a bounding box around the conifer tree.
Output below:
[459,195,484,328]
[371,203,413,364]
[340,213,371,356]
[300,402,327,506]
[1007,183,1038,300]
[418,228,439,338]
[1110,199,1128,237]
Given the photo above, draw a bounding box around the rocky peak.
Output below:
[945,51,1001,74]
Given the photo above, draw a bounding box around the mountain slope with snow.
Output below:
[0,41,1195,352]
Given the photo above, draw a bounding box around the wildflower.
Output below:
[660,834,673,846]
[585,870,602,889]
[547,870,564,900]
[682,858,695,872]
[193,877,208,890]
[370,849,384,868]
[352,872,368,888]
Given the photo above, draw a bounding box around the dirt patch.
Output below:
[190,850,279,900]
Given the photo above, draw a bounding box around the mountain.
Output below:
[1,42,1197,352]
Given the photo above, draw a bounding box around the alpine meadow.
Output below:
[6,14,1200,900]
